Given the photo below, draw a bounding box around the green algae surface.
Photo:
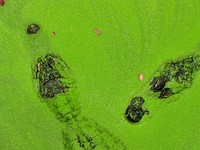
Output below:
[1,0,200,149]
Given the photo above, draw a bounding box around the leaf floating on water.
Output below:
[93,29,102,35]
[138,73,144,81]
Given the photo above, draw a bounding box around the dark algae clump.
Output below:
[150,75,169,92]
[33,53,127,149]
[149,55,200,99]
[34,53,80,122]
[125,55,200,124]
[159,88,173,99]
[27,23,40,35]
[125,97,149,123]
[36,54,70,99]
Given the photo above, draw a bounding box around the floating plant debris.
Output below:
[0,0,5,6]
[125,97,149,123]
[138,73,144,81]
[27,23,40,35]
[150,75,169,92]
[150,55,200,98]
[93,29,102,35]
[159,88,173,99]
[35,54,73,99]
[51,32,56,36]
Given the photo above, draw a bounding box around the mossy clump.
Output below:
[149,55,200,99]
[27,23,40,35]
[125,97,149,123]
[36,54,71,98]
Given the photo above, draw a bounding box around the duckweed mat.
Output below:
[1,0,200,150]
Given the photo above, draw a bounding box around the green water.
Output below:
[1,0,200,149]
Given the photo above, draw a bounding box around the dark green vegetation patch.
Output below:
[125,54,200,124]
[34,54,127,149]
[125,97,149,123]
[34,53,81,123]
[27,23,40,35]
[150,55,200,98]
[36,54,70,99]
[63,117,127,150]
[159,88,173,99]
